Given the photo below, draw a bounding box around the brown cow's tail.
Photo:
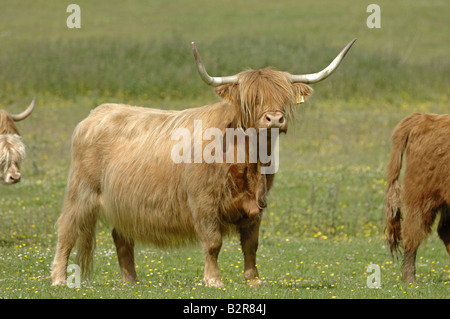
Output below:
[384,113,420,258]
[385,179,402,258]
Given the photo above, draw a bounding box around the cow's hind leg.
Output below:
[51,179,100,286]
[239,220,263,287]
[51,206,79,286]
[51,191,99,285]
[112,228,138,284]
[401,205,437,282]
[437,204,450,256]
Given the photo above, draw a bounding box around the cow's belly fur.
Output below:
[98,153,201,246]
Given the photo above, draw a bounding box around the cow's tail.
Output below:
[75,208,99,279]
[384,113,420,258]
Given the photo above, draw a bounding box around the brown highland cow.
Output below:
[385,112,450,282]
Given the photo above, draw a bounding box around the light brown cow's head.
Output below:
[0,98,35,184]
[192,39,356,132]
[0,134,25,184]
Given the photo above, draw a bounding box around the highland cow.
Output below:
[51,40,356,287]
[0,98,35,184]
[385,113,450,282]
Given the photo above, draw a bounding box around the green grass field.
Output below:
[0,0,448,300]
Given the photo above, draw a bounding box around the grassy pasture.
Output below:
[0,0,448,300]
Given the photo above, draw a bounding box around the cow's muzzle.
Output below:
[260,112,286,131]
[5,172,21,184]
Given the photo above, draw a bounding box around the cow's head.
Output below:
[0,98,35,184]
[192,40,356,132]
[0,134,25,184]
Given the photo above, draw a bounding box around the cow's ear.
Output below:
[215,83,240,106]
[292,83,313,104]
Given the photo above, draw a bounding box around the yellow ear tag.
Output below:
[296,95,305,104]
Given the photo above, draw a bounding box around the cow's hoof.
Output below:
[204,278,225,287]
[51,278,66,286]
[246,278,263,287]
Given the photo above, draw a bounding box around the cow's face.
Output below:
[215,68,312,132]
[0,134,25,184]
[192,39,356,131]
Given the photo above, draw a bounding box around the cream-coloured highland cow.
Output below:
[0,98,35,184]
[51,40,356,287]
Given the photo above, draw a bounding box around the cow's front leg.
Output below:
[239,220,263,287]
[201,232,223,287]
[197,217,224,287]
[202,237,223,287]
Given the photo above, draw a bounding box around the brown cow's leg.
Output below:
[240,220,263,287]
[401,205,436,282]
[401,208,421,282]
[437,204,450,255]
[402,249,417,283]
[112,228,138,284]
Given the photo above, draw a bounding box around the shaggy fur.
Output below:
[215,68,312,129]
[0,134,25,184]
[0,109,30,184]
[385,113,450,282]
[0,110,20,135]
[51,68,312,287]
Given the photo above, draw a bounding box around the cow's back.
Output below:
[403,113,450,206]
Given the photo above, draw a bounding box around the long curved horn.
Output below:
[288,38,357,84]
[10,98,35,121]
[192,42,238,86]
